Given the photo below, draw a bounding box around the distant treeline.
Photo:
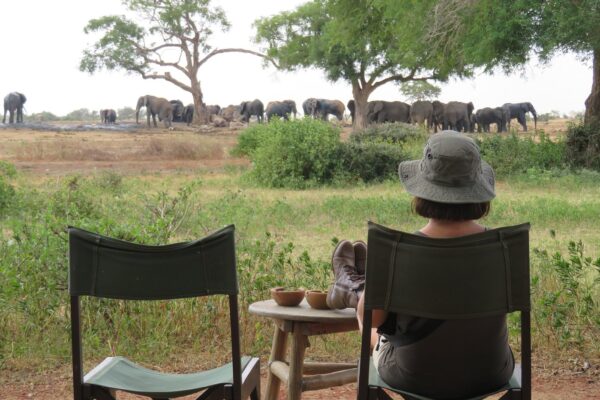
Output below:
[27,107,137,122]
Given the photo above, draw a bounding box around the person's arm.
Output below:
[356,292,388,348]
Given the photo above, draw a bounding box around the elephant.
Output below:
[136,95,173,128]
[282,100,297,118]
[220,104,242,122]
[367,100,411,124]
[169,100,185,122]
[502,102,537,131]
[183,104,194,126]
[240,99,264,123]
[314,99,345,121]
[347,100,355,123]
[410,100,434,130]
[443,101,474,132]
[265,100,296,122]
[206,104,221,116]
[3,92,27,124]
[100,109,117,124]
[431,100,446,132]
[475,107,506,133]
[302,98,318,118]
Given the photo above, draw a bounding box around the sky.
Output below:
[0,0,592,117]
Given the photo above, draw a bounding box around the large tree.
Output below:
[80,0,275,124]
[434,0,600,124]
[254,0,473,129]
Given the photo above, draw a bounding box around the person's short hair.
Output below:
[412,197,490,221]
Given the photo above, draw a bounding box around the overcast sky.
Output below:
[0,0,592,117]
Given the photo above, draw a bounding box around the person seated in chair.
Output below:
[326,131,514,399]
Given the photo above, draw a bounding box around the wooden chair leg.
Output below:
[288,328,308,400]
[265,325,287,400]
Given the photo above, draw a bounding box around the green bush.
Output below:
[565,121,600,170]
[245,119,342,188]
[349,122,423,144]
[338,141,407,182]
[478,132,566,177]
[0,161,17,215]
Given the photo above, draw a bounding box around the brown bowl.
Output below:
[305,290,330,310]
[270,287,305,307]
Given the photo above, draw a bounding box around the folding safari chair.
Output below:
[68,225,260,400]
[357,222,531,400]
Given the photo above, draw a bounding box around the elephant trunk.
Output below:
[529,104,537,131]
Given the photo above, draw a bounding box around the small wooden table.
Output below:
[249,299,359,400]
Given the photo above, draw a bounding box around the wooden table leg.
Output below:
[288,324,308,400]
[265,324,288,400]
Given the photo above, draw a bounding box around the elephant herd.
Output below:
[1,89,537,133]
[347,99,537,133]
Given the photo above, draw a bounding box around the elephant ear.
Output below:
[374,102,384,113]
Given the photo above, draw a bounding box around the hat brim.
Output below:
[398,159,495,204]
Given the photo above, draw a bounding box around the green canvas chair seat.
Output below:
[84,356,254,398]
[367,359,522,400]
[68,225,260,400]
[357,222,531,400]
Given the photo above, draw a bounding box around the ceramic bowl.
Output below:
[305,290,330,310]
[270,287,305,307]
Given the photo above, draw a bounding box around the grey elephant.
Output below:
[169,100,185,122]
[136,95,173,128]
[314,99,345,121]
[443,101,474,132]
[221,104,242,122]
[100,109,117,124]
[240,99,264,123]
[410,100,434,130]
[265,101,296,122]
[302,98,318,118]
[3,92,27,124]
[502,102,537,131]
[183,104,194,126]
[206,104,221,116]
[431,100,446,132]
[475,107,506,133]
[282,100,297,118]
[367,100,411,124]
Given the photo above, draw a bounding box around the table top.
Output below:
[248,299,357,323]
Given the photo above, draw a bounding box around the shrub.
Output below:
[0,161,17,215]
[349,122,423,144]
[565,121,600,170]
[337,141,407,182]
[230,122,270,157]
[246,119,342,188]
[478,132,566,177]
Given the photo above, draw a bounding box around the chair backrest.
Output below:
[69,224,237,300]
[364,221,530,318]
[358,221,531,399]
[68,225,243,400]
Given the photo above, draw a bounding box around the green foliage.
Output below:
[400,81,441,102]
[63,108,98,121]
[28,111,60,122]
[244,119,342,188]
[117,106,136,120]
[0,161,16,216]
[565,121,600,170]
[337,141,407,183]
[230,122,270,157]
[477,133,566,177]
[532,240,600,349]
[349,122,424,144]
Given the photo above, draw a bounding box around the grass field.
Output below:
[0,119,599,398]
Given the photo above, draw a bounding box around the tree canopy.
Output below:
[254,0,473,128]
[436,0,600,123]
[81,0,274,124]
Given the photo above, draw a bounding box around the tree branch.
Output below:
[372,70,437,89]
[140,71,192,93]
[198,48,279,69]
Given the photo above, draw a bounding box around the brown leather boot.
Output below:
[353,240,367,275]
[326,240,365,309]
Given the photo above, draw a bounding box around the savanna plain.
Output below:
[0,119,598,399]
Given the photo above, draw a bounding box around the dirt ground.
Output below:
[2,119,598,399]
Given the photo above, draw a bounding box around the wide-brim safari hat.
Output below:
[398,131,495,204]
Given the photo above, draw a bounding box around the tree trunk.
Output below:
[585,48,600,125]
[191,79,209,125]
[352,82,373,131]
